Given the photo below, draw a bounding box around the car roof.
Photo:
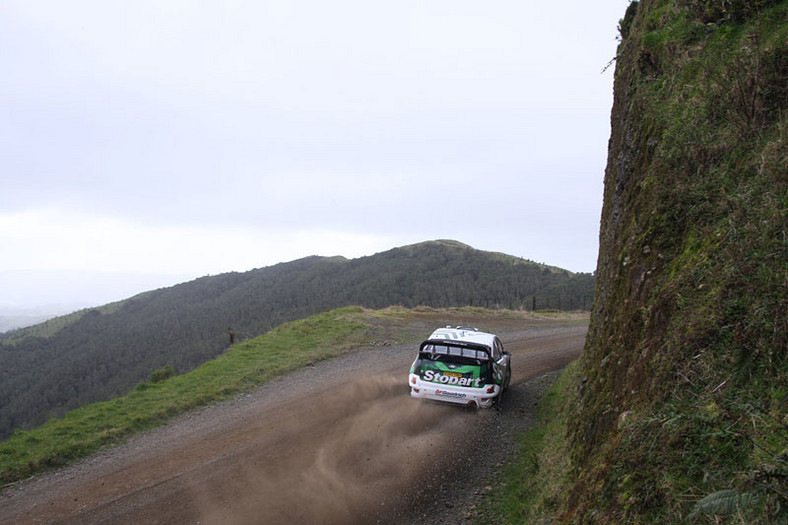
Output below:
[424,326,498,348]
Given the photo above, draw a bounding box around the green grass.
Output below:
[555,0,787,521]
[480,3,788,522]
[0,306,588,489]
[479,362,580,524]
[0,306,368,486]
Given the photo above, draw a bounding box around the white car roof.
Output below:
[426,326,497,348]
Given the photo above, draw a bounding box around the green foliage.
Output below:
[0,240,594,441]
[479,363,580,524]
[476,2,785,521]
[688,490,758,521]
[149,365,175,384]
[551,0,788,522]
[0,307,367,485]
[618,1,640,41]
[686,0,782,25]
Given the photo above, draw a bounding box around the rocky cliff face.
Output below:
[565,0,786,521]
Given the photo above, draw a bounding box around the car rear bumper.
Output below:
[409,375,500,409]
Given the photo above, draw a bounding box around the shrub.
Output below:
[150,365,176,384]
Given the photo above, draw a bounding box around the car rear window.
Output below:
[421,343,489,361]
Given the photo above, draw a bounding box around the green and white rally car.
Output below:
[409,326,512,409]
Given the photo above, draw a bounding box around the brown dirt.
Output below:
[0,317,586,525]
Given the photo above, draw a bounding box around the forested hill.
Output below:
[0,239,594,439]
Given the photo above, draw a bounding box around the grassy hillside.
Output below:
[0,306,367,485]
[484,1,787,523]
[0,240,593,441]
[0,306,584,487]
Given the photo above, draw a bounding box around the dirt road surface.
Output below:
[0,321,586,524]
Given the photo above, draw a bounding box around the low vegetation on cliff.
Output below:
[486,1,786,523]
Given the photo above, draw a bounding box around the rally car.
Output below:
[408,326,511,409]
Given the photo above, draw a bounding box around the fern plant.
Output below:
[688,489,758,521]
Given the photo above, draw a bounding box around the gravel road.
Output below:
[0,318,586,525]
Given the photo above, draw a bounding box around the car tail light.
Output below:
[486,386,495,393]
[410,376,417,384]
[412,388,420,393]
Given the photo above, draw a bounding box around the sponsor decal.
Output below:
[435,389,466,398]
[422,369,482,388]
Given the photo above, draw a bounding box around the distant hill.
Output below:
[0,314,52,333]
[0,305,86,332]
[0,239,594,439]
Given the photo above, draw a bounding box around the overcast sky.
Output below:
[1,1,627,312]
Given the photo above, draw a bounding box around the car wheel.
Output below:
[493,390,503,411]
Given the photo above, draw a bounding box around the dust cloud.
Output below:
[0,327,585,524]
[189,376,483,524]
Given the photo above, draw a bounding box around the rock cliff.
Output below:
[566,0,786,521]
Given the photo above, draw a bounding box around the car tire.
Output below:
[493,390,503,411]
